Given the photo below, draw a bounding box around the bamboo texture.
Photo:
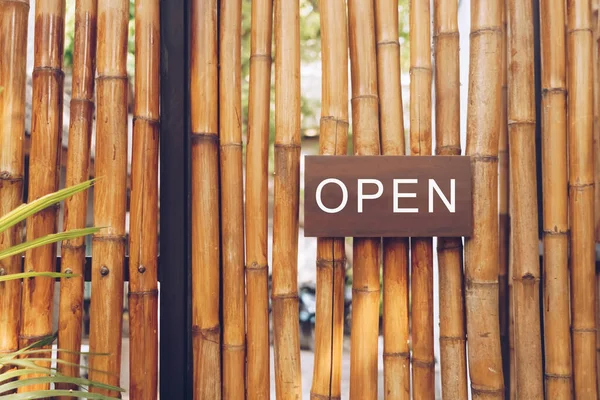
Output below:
[219,0,246,397]
[190,0,221,396]
[347,0,381,397]
[568,1,599,397]
[128,0,160,397]
[410,1,435,398]
[540,0,573,397]
[464,0,505,398]
[374,0,410,398]
[498,1,511,395]
[87,0,129,396]
[0,0,28,358]
[245,0,273,396]
[272,0,302,397]
[56,0,97,393]
[507,0,544,397]
[433,0,468,398]
[19,0,65,392]
[595,1,600,394]
[311,0,348,397]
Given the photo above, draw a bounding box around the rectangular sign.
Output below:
[304,155,472,237]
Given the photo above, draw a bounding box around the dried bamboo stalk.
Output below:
[374,0,409,398]
[594,0,600,244]
[272,0,302,397]
[19,0,65,392]
[0,0,29,358]
[127,0,160,397]
[409,1,434,398]
[87,0,129,396]
[190,0,221,396]
[568,1,598,397]
[347,0,381,397]
[219,0,245,397]
[498,1,511,395]
[464,0,505,398]
[507,0,544,397]
[311,0,348,397]
[245,0,273,396]
[540,0,573,397]
[56,0,97,393]
[433,0,467,398]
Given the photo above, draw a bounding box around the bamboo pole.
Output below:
[540,0,573,397]
[56,0,97,393]
[464,0,505,398]
[190,0,221,396]
[433,0,468,398]
[127,0,160,397]
[219,0,245,397]
[87,0,128,396]
[568,1,598,397]
[245,0,273,396]
[347,0,381,398]
[374,0,409,398]
[19,0,65,392]
[507,0,544,397]
[0,0,28,358]
[498,1,511,395]
[272,0,302,397]
[310,0,348,398]
[409,1,435,398]
[593,1,600,393]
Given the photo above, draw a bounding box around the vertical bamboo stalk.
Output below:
[594,0,600,243]
[374,0,409,398]
[311,0,348,398]
[19,0,65,392]
[0,0,28,358]
[464,0,505,398]
[540,0,573,397]
[219,0,245,397]
[347,0,381,398]
[272,0,302,397]
[56,0,97,393]
[128,0,160,397]
[568,1,598,397]
[506,0,544,397]
[433,0,468,398]
[245,0,273,396]
[190,0,221,396]
[87,0,128,396]
[498,1,511,395]
[409,1,434,398]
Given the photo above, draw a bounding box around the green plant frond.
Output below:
[0,227,100,261]
[0,368,46,382]
[5,358,119,378]
[2,389,121,400]
[0,180,96,234]
[0,375,124,395]
[15,349,110,357]
[0,272,79,283]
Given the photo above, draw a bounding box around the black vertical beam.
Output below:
[159,0,192,396]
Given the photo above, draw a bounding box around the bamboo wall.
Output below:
[1,0,600,398]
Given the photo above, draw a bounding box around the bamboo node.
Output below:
[350,94,378,102]
[192,325,220,344]
[222,343,245,351]
[572,327,597,333]
[32,66,65,79]
[569,182,594,190]
[545,373,572,380]
[383,351,410,359]
[250,53,272,62]
[512,273,540,283]
[129,289,159,297]
[316,258,346,269]
[274,143,301,150]
[352,287,380,294]
[469,154,498,163]
[412,358,435,368]
[433,31,459,39]
[543,229,568,236]
[470,385,505,395]
[439,336,466,343]
[70,97,95,105]
[310,392,341,400]
[409,66,433,74]
[541,87,567,95]
[246,262,268,271]
[507,119,535,127]
[470,27,502,38]
[96,74,128,82]
[92,234,127,243]
[133,115,160,126]
[271,293,299,300]
[320,116,349,126]
[190,132,219,144]
[220,142,243,149]
[435,145,461,156]
[567,28,593,35]
[376,40,399,47]
[0,171,24,182]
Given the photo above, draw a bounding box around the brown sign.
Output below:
[304,155,472,237]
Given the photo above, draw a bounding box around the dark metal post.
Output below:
[159,0,192,396]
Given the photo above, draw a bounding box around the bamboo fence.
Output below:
[311,0,348,398]
[56,0,97,394]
